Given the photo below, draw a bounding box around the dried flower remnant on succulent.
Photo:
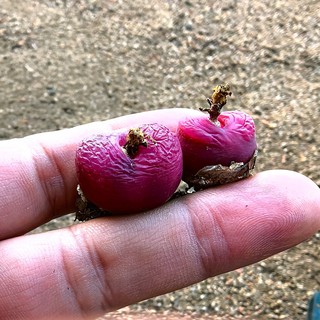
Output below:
[123,127,156,158]
[200,83,232,124]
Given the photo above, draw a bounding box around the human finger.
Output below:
[0,108,199,239]
[0,170,319,320]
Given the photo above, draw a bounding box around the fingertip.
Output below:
[183,170,320,276]
[240,169,320,240]
[258,170,320,237]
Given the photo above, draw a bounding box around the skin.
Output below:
[0,108,319,320]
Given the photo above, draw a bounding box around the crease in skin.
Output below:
[183,191,233,278]
[32,141,69,217]
[59,227,113,319]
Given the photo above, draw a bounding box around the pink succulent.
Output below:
[75,123,183,214]
[177,84,257,184]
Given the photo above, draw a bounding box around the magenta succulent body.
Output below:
[177,110,257,181]
[75,123,183,214]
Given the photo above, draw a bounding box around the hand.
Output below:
[0,109,319,320]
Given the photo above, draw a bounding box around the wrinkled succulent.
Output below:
[75,123,183,217]
[177,84,257,189]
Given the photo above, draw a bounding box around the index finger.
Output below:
[0,108,200,240]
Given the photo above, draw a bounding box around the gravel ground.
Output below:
[0,0,319,319]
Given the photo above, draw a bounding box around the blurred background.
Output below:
[0,0,319,318]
